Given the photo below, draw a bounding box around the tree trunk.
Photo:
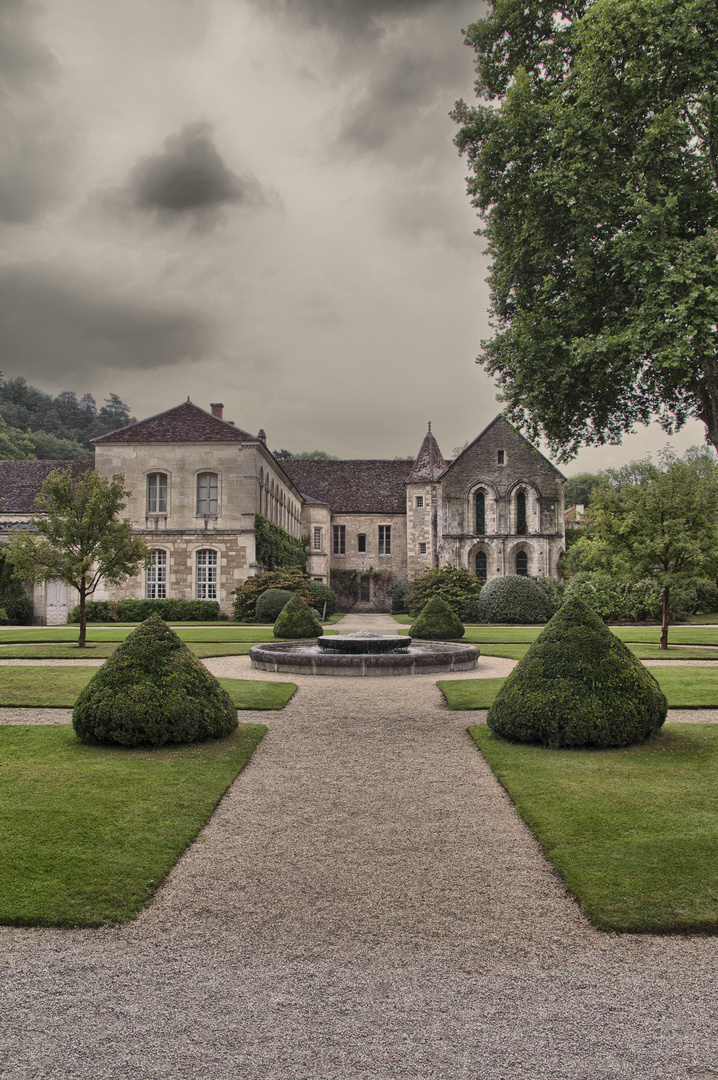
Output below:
[659,584,670,650]
[78,580,87,649]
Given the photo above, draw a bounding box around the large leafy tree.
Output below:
[8,469,149,647]
[452,0,718,458]
[578,449,718,648]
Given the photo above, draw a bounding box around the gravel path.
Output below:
[3,618,718,1077]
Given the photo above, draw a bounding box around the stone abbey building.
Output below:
[0,399,566,621]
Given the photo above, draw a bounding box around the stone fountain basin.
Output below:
[318,634,410,654]
[249,639,480,677]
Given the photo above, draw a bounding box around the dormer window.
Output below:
[197,472,218,516]
[146,473,167,514]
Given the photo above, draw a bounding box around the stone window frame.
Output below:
[195,547,219,600]
[508,479,540,537]
[378,524,391,555]
[415,495,424,508]
[469,542,491,582]
[360,574,371,602]
[515,550,529,576]
[419,541,427,555]
[146,472,169,515]
[497,449,506,465]
[357,533,367,553]
[313,526,322,551]
[466,480,498,537]
[146,547,168,599]
[475,550,488,581]
[196,470,219,517]
[333,524,346,555]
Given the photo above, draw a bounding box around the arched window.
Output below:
[146,549,167,598]
[196,549,218,599]
[475,491,485,535]
[516,551,528,576]
[475,551,487,581]
[516,491,527,535]
[146,473,167,514]
[197,472,218,515]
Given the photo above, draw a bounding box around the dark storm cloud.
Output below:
[0,263,211,379]
[250,0,462,37]
[0,0,75,224]
[119,122,266,223]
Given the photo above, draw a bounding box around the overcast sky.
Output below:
[1,0,707,473]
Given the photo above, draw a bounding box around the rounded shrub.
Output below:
[476,574,552,624]
[409,596,465,640]
[4,595,34,624]
[273,592,323,639]
[306,580,337,618]
[72,615,237,747]
[255,588,295,623]
[487,596,667,748]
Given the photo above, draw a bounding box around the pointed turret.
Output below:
[406,422,447,482]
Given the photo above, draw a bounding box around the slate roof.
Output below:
[0,460,93,514]
[92,400,256,444]
[406,426,448,482]
[282,459,411,514]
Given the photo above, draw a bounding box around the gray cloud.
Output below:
[337,52,436,152]
[250,0,461,38]
[119,122,266,223]
[0,263,211,379]
[0,0,75,223]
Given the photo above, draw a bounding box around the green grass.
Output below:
[469,723,718,933]
[439,666,718,710]
[0,723,266,927]
[0,642,255,660]
[0,625,338,646]
[0,667,296,709]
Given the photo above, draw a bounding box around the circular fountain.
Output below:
[249,630,479,677]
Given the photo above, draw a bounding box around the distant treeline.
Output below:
[0,376,134,460]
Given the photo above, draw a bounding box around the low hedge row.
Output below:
[69,598,223,623]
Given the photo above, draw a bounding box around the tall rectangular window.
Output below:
[313,527,322,551]
[378,525,391,555]
[146,549,167,599]
[196,549,218,599]
[197,472,218,515]
[333,525,346,554]
[357,534,366,553]
[147,473,167,514]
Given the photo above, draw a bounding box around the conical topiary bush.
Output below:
[72,615,237,747]
[273,592,323,639]
[409,595,465,640]
[487,596,667,748]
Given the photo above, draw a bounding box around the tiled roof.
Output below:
[406,427,448,482]
[0,460,93,514]
[92,400,256,444]
[282,459,411,514]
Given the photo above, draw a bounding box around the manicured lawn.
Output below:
[0,723,266,927]
[0,625,338,646]
[469,723,718,933]
[0,667,296,709]
[439,666,718,710]
[0,642,256,660]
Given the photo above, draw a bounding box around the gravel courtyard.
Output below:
[2,615,718,1079]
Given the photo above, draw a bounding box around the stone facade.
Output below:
[0,401,566,620]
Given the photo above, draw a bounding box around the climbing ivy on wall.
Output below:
[254,515,307,571]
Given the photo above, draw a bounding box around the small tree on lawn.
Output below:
[8,468,149,647]
[581,449,718,649]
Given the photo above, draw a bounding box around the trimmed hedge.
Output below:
[406,564,483,619]
[255,588,295,623]
[69,598,222,623]
[487,596,668,748]
[72,616,238,747]
[3,595,34,624]
[273,593,323,639]
[476,574,552,624]
[409,596,465,640]
[233,568,314,622]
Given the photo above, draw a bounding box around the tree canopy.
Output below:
[575,448,718,646]
[8,469,149,646]
[0,376,134,459]
[452,0,718,458]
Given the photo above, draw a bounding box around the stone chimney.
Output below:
[210,403,224,420]
[258,428,267,444]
